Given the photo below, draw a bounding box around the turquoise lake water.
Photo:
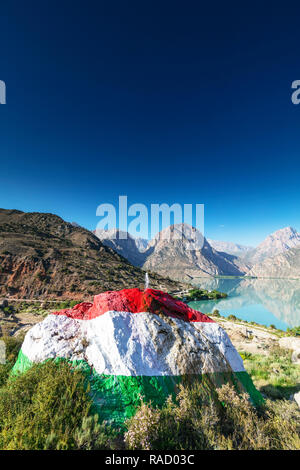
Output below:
[188,278,300,331]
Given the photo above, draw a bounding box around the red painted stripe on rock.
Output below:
[52,288,214,323]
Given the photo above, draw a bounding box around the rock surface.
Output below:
[13,288,261,425]
[293,391,300,408]
[291,350,300,364]
[279,336,300,352]
[215,318,279,355]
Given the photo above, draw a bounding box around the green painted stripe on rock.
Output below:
[11,348,33,376]
[12,349,263,427]
[87,370,264,426]
[235,370,264,407]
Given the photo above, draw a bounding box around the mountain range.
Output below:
[247,246,300,278]
[95,228,145,267]
[1,208,299,300]
[243,227,300,265]
[142,224,248,281]
[0,209,186,299]
[96,225,300,280]
[207,239,253,257]
[96,224,250,281]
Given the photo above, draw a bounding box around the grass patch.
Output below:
[241,346,300,400]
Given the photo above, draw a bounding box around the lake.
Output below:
[188,278,300,330]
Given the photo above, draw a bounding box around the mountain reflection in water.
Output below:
[188,278,300,330]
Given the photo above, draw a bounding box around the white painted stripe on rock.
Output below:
[193,322,244,372]
[21,311,245,376]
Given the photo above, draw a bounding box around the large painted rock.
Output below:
[13,288,262,425]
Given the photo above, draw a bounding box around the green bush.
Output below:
[186,288,227,301]
[287,326,300,337]
[227,314,237,321]
[0,335,24,387]
[212,309,220,317]
[2,305,14,316]
[57,300,79,309]
[74,415,120,450]
[0,363,11,388]
[0,360,116,450]
[0,359,299,450]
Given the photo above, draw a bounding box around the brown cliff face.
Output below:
[0,209,184,299]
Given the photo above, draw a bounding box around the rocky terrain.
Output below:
[215,317,284,355]
[0,209,186,300]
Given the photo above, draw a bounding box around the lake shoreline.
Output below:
[188,277,300,330]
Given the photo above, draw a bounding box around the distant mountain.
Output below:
[134,237,149,253]
[0,209,185,299]
[94,229,146,266]
[245,227,300,265]
[142,224,248,281]
[247,246,300,279]
[207,239,253,257]
[96,224,249,281]
[95,224,300,281]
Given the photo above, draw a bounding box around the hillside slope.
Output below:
[0,209,185,299]
[94,228,146,266]
[247,246,300,279]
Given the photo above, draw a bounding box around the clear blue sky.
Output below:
[1,1,300,246]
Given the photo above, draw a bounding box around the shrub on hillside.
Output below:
[1,334,24,363]
[287,326,300,337]
[125,382,300,450]
[242,346,300,400]
[0,351,299,450]
[227,314,237,321]
[0,334,24,386]
[0,360,116,450]
[212,309,220,317]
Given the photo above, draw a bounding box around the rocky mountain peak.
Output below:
[245,226,300,265]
